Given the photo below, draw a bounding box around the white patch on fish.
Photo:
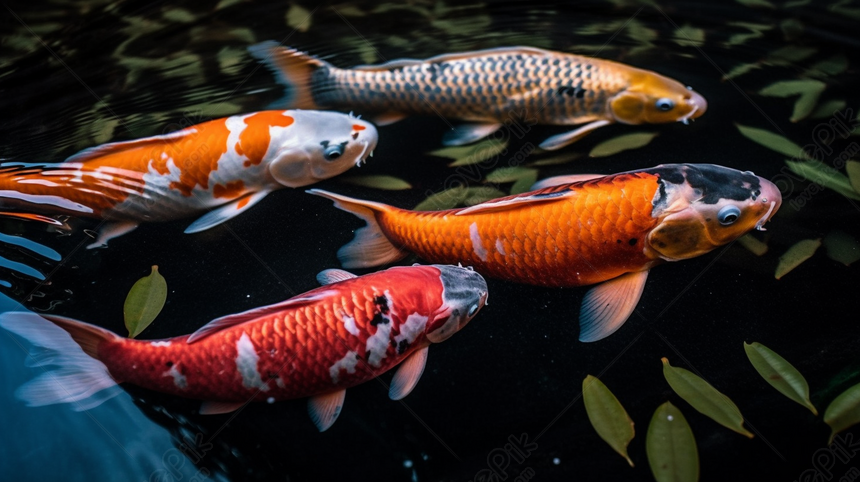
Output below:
[329,350,359,384]
[470,222,488,261]
[365,318,393,367]
[162,364,187,389]
[341,313,359,336]
[393,313,429,350]
[150,341,171,347]
[235,332,269,392]
[495,239,506,256]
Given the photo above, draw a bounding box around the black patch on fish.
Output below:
[397,340,409,355]
[166,361,173,368]
[629,238,637,246]
[617,239,622,244]
[267,372,278,379]
[557,85,586,99]
[374,295,389,314]
[370,311,389,327]
[649,164,763,206]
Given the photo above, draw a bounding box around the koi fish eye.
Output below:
[655,98,675,111]
[323,144,345,161]
[468,303,479,317]
[718,205,741,225]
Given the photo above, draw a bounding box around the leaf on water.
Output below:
[758,79,826,123]
[340,175,412,190]
[582,375,635,467]
[785,159,860,200]
[736,0,776,8]
[413,186,504,211]
[646,402,699,482]
[823,230,860,266]
[484,166,537,183]
[824,382,860,444]
[723,32,761,48]
[673,25,705,47]
[811,100,847,120]
[332,5,366,17]
[744,342,818,415]
[661,358,754,438]
[735,124,808,159]
[784,0,811,6]
[775,238,822,279]
[510,171,539,195]
[847,160,860,193]
[429,139,509,167]
[589,132,658,158]
[737,234,769,256]
[780,18,804,42]
[766,46,818,66]
[286,4,312,32]
[722,62,761,81]
[464,187,506,206]
[124,266,168,339]
[807,54,849,77]
[528,152,583,166]
[163,8,196,23]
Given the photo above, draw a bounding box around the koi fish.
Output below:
[0,110,377,248]
[0,264,487,431]
[249,43,706,150]
[309,164,780,342]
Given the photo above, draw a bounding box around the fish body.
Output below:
[309,164,780,341]
[0,110,377,247]
[250,43,706,149]
[0,264,488,431]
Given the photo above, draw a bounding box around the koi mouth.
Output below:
[679,104,699,125]
[355,141,373,166]
[755,200,777,231]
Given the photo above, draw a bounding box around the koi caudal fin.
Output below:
[307,189,408,269]
[248,41,325,110]
[0,312,121,411]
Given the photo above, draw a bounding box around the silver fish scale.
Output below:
[311,52,629,125]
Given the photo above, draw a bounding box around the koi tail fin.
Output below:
[0,211,64,225]
[307,189,408,269]
[248,41,326,110]
[0,312,122,410]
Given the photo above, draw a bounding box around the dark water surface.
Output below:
[1,1,860,481]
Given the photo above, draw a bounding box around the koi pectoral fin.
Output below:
[539,120,612,151]
[389,345,429,400]
[441,123,502,146]
[86,221,139,249]
[308,389,346,432]
[371,111,407,126]
[184,191,271,234]
[578,270,649,343]
[200,401,246,415]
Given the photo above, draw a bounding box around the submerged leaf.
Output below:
[766,47,818,66]
[528,152,583,166]
[737,234,769,256]
[429,139,509,167]
[646,402,699,482]
[464,187,506,206]
[582,375,635,467]
[775,238,822,279]
[510,171,539,195]
[722,62,761,81]
[124,266,168,338]
[413,186,505,211]
[807,54,849,77]
[661,358,753,438]
[589,132,658,158]
[744,342,818,414]
[736,0,775,8]
[735,124,808,159]
[673,25,705,47]
[846,160,860,194]
[484,166,537,183]
[286,4,312,32]
[785,160,860,200]
[824,383,860,444]
[823,230,860,266]
[340,175,412,190]
[758,80,826,123]
[811,100,847,120]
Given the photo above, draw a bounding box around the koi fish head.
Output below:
[645,164,781,261]
[425,265,488,343]
[268,111,378,187]
[608,71,707,126]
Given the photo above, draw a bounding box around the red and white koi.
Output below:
[0,110,377,247]
[0,264,487,431]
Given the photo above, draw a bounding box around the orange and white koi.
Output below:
[0,110,377,247]
[0,264,487,431]
[249,43,706,150]
[310,164,780,342]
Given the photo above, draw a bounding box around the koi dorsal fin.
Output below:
[316,269,357,285]
[63,128,198,164]
[352,46,554,71]
[187,291,336,344]
[455,188,576,216]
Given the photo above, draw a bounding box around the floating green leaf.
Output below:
[429,139,509,167]
[286,4,312,32]
[811,100,847,120]
[589,132,657,158]
[758,80,826,122]
[673,25,705,47]
[736,0,775,8]
[823,230,860,266]
[807,54,849,77]
[340,175,412,190]
[744,342,818,414]
[582,375,635,467]
[846,160,860,193]
[824,382,860,444]
[646,402,699,482]
[414,186,505,211]
[528,152,582,166]
[766,46,818,66]
[779,18,804,41]
[510,171,539,195]
[484,166,536,183]
[775,238,821,279]
[737,234,769,256]
[661,358,754,438]
[722,62,761,81]
[786,160,860,200]
[464,187,506,206]
[124,266,168,338]
[735,124,808,159]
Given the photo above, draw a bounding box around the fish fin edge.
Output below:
[308,389,346,431]
[247,41,324,110]
[389,345,429,400]
[578,270,649,342]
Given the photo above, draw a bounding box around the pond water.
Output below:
[1,1,859,481]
